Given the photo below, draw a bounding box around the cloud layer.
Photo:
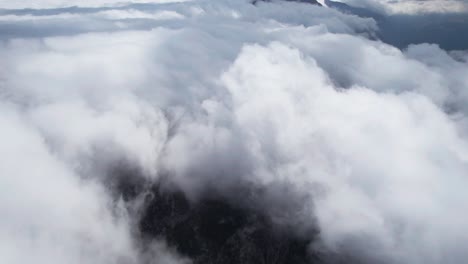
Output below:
[1,1,468,264]
[336,0,468,14]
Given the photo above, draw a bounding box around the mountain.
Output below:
[138,185,319,264]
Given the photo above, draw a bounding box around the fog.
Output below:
[1,1,468,264]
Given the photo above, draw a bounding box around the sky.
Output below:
[0,0,468,264]
[334,0,468,14]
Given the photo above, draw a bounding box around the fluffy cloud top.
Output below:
[0,0,192,9]
[1,1,468,264]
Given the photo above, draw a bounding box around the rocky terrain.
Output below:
[138,186,316,264]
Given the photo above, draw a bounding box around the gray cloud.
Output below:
[1,1,468,264]
[323,0,468,50]
[336,0,468,14]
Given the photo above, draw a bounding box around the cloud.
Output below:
[323,0,468,50]
[1,1,468,264]
[221,41,468,263]
[0,0,192,9]
[0,104,138,264]
[334,0,468,14]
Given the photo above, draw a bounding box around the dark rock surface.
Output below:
[109,167,367,264]
[138,186,318,264]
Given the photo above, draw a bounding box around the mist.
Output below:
[325,0,468,50]
[1,0,468,264]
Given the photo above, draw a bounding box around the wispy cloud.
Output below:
[1,1,468,264]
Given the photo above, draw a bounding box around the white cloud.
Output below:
[0,104,138,264]
[0,1,468,264]
[336,0,468,14]
[222,42,468,263]
[0,0,192,9]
